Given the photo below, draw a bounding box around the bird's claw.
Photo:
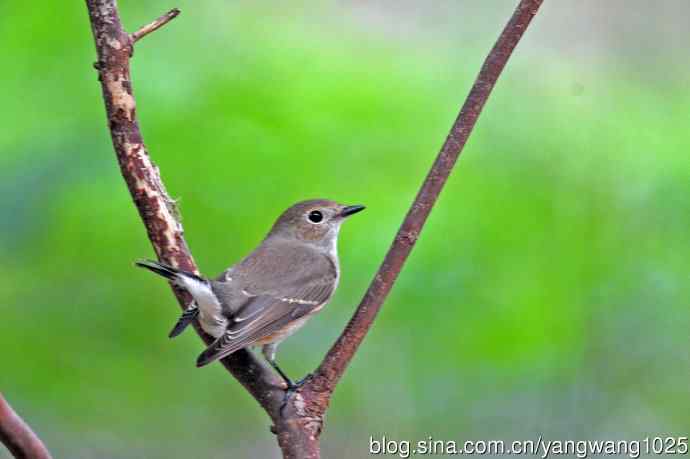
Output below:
[279,373,313,417]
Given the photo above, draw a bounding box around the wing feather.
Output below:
[195,281,335,367]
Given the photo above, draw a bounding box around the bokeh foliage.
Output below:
[1,1,688,457]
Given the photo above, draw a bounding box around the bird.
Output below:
[135,199,365,390]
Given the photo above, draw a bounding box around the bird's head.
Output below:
[267,199,365,248]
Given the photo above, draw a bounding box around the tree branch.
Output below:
[84,0,287,430]
[291,0,545,436]
[0,394,52,459]
[131,8,180,43]
[84,0,543,458]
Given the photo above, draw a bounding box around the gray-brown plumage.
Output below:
[136,199,364,388]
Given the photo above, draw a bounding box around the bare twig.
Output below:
[84,0,544,457]
[0,394,52,459]
[131,8,180,43]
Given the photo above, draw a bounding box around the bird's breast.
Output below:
[253,314,314,346]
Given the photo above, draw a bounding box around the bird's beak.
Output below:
[339,204,366,218]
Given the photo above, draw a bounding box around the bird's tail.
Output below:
[135,259,207,338]
[135,259,204,282]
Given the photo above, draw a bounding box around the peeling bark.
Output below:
[85,0,285,424]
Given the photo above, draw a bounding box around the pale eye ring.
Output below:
[307,210,324,224]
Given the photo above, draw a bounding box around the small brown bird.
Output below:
[136,199,364,389]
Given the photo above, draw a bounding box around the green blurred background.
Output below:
[2,1,689,457]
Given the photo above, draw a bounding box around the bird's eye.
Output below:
[307,210,324,224]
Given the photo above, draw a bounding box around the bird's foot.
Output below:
[292,373,313,388]
[280,373,313,417]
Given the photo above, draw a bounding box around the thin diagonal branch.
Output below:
[0,394,53,459]
[131,8,180,43]
[295,0,545,423]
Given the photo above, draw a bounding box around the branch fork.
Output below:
[1,2,543,457]
[8,1,548,458]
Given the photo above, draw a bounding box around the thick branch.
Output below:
[84,2,320,457]
[84,0,287,424]
[0,394,52,459]
[294,0,545,425]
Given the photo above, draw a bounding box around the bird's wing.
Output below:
[196,281,334,366]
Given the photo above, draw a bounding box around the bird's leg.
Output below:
[293,372,313,387]
[269,360,295,388]
[263,343,295,388]
[262,344,312,416]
